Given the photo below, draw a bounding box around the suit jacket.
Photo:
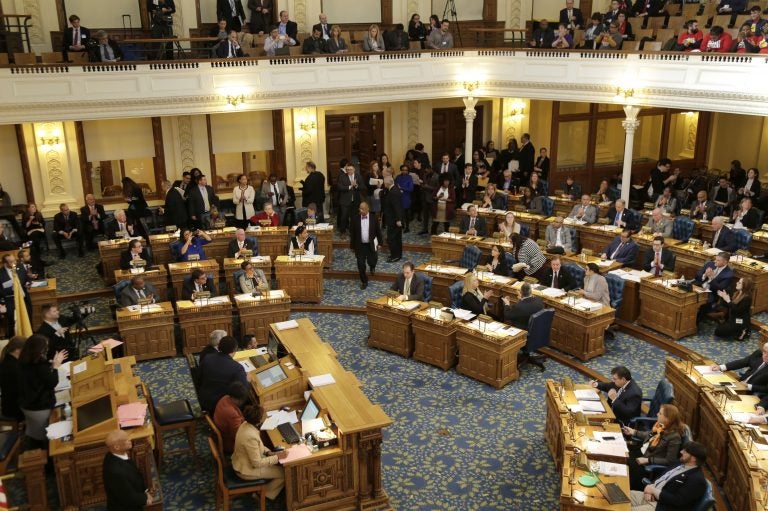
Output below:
[216,40,245,57]
[198,352,249,413]
[349,212,382,252]
[280,20,299,42]
[239,269,268,293]
[596,379,643,425]
[94,39,124,61]
[559,7,584,28]
[384,30,409,50]
[37,318,77,361]
[296,210,324,225]
[217,0,246,31]
[725,349,768,394]
[62,26,91,60]
[689,200,716,221]
[567,203,598,224]
[695,262,735,299]
[456,174,478,205]
[187,184,216,218]
[545,224,572,251]
[337,172,363,207]
[0,265,32,324]
[249,211,279,226]
[646,216,673,237]
[103,453,147,511]
[583,274,610,306]
[382,186,404,227]
[634,430,682,467]
[733,208,761,230]
[390,272,424,301]
[603,237,639,265]
[711,227,738,253]
[655,466,708,511]
[540,267,576,291]
[231,422,282,480]
[460,215,488,237]
[503,296,544,330]
[518,141,535,174]
[163,186,188,227]
[607,207,636,230]
[53,212,80,234]
[119,282,160,307]
[643,248,676,273]
[105,217,139,240]
[462,291,489,316]
[227,238,258,258]
[436,162,459,185]
[302,35,327,54]
[181,276,218,301]
[312,22,332,39]
[301,171,326,208]
[119,247,152,270]
[79,204,107,232]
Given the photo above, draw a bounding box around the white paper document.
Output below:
[694,365,721,375]
[275,320,299,330]
[598,462,629,476]
[730,412,758,424]
[451,308,476,321]
[578,400,606,413]
[309,373,336,388]
[586,440,628,458]
[46,420,73,440]
[541,287,566,298]
[573,389,600,401]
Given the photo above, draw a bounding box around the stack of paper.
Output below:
[451,308,476,321]
[261,409,299,430]
[578,400,606,413]
[275,320,299,330]
[46,420,73,440]
[308,374,336,388]
[117,402,148,428]
[278,444,312,464]
[586,440,628,458]
[541,287,566,298]
[396,301,422,311]
[574,389,600,401]
[597,462,629,476]
[694,365,721,375]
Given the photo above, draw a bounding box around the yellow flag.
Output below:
[12,272,32,337]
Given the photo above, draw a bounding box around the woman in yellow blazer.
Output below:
[231,405,287,500]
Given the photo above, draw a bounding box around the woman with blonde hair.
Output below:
[363,24,385,52]
[327,24,348,53]
[461,273,493,316]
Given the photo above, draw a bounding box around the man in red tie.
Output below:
[643,236,675,276]
[349,202,382,290]
[62,14,90,62]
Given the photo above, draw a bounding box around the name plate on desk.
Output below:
[191,290,211,301]
[238,249,253,259]
[187,254,201,262]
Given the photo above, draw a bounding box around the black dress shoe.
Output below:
[417,231,428,235]
[386,257,401,263]
[370,268,375,275]
[360,282,368,290]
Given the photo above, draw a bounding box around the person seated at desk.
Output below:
[227,228,258,259]
[53,203,84,258]
[0,336,25,421]
[622,403,685,491]
[232,404,287,500]
[460,204,487,237]
[36,303,77,361]
[709,216,738,253]
[654,186,677,216]
[541,256,575,291]
[689,190,716,221]
[481,183,505,210]
[296,202,324,226]
[694,251,735,320]
[577,263,610,306]
[713,277,753,341]
[119,275,158,307]
[509,232,547,279]
[103,429,153,511]
[562,176,581,200]
[567,194,598,224]
[644,207,672,238]
[595,179,612,204]
[544,216,571,254]
[289,225,315,256]
[607,199,633,229]
[497,211,521,238]
[179,227,212,262]
[239,260,269,293]
[711,340,768,398]
[106,209,140,240]
[120,239,153,270]
[629,441,708,511]
[482,244,509,276]
[199,336,248,414]
[391,261,424,301]
[496,168,515,193]
[80,193,107,251]
[527,173,545,198]
[589,365,642,426]
[200,329,227,365]
[249,203,280,227]
[643,236,675,276]
[239,333,257,351]
[501,282,543,329]
[213,381,248,455]
[182,268,218,301]
[601,228,639,266]
[730,197,761,230]
[461,273,494,316]
[18,334,67,449]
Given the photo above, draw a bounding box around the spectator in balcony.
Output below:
[732,23,753,53]
[216,30,246,58]
[93,30,123,63]
[148,0,176,59]
[428,15,441,34]
[603,0,622,26]
[277,10,299,44]
[748,5,767,35]
[582,13,605,49]
[363,24,385,52]
[699,25,734,52]
[409,13,428,44]
[675,20,703,51]
[326,25,348,53]
[302,27,328,54]
[62,14,90,62]
[385,23,410,51]
[264,25,293,56]
[597,22,623,49]
[427,19,454,49]
[210,18,229,54]
[633,0,667,29]
[745,23,768,53]
[247,0,272,35]
[560,0,584,30]
[217,0,246,32]
[552,23,573,48]
[616,11,633,41]
[312,13,332,40]
[529,19,554,48]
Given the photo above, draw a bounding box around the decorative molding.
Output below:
[296,107,314,164]
[407,101,418,149]
[22,0,44,44]
[686,116,697,151]
[295,0,308,33]
[509,0,522,30]
[177,115,195,172]
[407,0,419,18]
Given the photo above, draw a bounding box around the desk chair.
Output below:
[672,216,695,242]
[449,280,464,309]
[541,197,554,217]
[504,251,516,269]
[605,273,626,339]
[519,308,554,372]
[733,228,752,250]
[142,382,197,467]
[232,269,245,294]
[208,436,269,511]
[170,240,183,262]
[563,262,585,289]
[628,378,675,434]
[204,413,230,464]
[458,245,482,269]
[694,480,715,511]
[246,236,259,255]
[0,427,22,476]
[419,273,433,302]
[186,353,202,398]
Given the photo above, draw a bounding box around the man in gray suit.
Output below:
[261,174,288,224]
[545,216,572,254]
[119,275,159,307]
[646,208,673,237]
[567,194,598,224]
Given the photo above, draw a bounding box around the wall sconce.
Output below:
[39,135,60,146]
[614,87,635,104]
[299,120,317,131]
[463,80,479,97]
[509,100,526,120]
[226,94,245,107]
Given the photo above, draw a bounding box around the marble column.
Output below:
[620,105,641,205]
[462,96,479,166]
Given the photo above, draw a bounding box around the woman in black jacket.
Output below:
[122,177,148,221]
[460,273,494,316]
[715,277,753,341]
[19,334,67,446]
[482,244,510,276]
[0,336,26,421]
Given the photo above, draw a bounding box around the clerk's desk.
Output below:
[233,290,291,345]
[114,265,170,302]
[116,301,176,360]
[246,319,391,511]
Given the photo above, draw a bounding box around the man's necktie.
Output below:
[404,278,411,297]
[712,229,720,248]
[469,218,475,230]
[273,184,279,205]
[614,213,621,226]
[230,43,236,57]
[611,243,624,260]
[745,363,767,383]
[201,187,210,211]
[73,29,79,46]
[654,253,661,277]
[553,272,559,289]
[138,289,145,299]
[361,215,367,220]
[442,164,447,173]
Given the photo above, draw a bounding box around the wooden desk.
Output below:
[725,426,768,511]
[560,452,630,511]
[29,277,56,327]
[576,225,622,256]
[415,263,469,306]
[561,254,623,275]
[411,308,460,370]
[148,233,176,267]
[233,291,290,344]
[430,233,482,262]
[98,238,142,285]
[176,297,232,354]
[455,319,526,389]
[114,266,170,302]
[115,301,176,360]
[167,260,220,301]
[638,278,705,340]
[547,296,615,361]
[201,227,238,264]
[250,226,290,261]
[273,255,324,303]
[366,296,427,358]
[223,256,272,292]
[290,224,333,268]
[751,230,768,256]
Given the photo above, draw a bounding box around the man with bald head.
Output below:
[313,12,331,39]
[227,228,258,258]
[646,208,672,237]
[80,193,106,250]
[103,429,152,510]
[710,216,737,253]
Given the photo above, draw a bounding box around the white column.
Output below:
[463,96,479,166]
[620,105,641,205]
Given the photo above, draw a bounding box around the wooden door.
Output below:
[431,106,484,165]
[357,113,384,172]
[325,115,350,191]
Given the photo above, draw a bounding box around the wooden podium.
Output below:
[176,296,232,354]
[29,277,56,328]
[234,290,291,344]
[411,308,459,369]
[274,255,324,303]
[167,259,220,301]
[116,301,176,360]
[366,296,426,358]
[638,278,705,340]
[114,266,170,302]
[99,238,142,285]
[455,320,526,389]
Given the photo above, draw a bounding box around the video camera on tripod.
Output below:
[69,300,96,328]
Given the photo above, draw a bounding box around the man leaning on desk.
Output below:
[120,275,158,307]
[181,268,219,300]
[120,239,153,270]
[391,261,424,301]
[567,194,598,224]
[589,365,643,425]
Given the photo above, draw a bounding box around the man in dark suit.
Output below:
[601,229,639,266]
[62,14,90,62]
[456,164,477,205]
[695,252,735,317]
[460,205,488,236]
[607,199,636,230]
[105,210,141,240]
[312,13,332,40]
[119,275,159,307]
[300,161,326,209]
[172,171,192,196]
[382,176,404,262]
[0,253,31,337]
[277,10,299,43]
[119,239,152,270]
[36,303,77,361]
[53,203,84,258]
[217,0,246,32]
[92,30,124,62]
[215,30,246,58]
[227,229,258,258]
[80,194,106,250]
[518,133,535,182]
[689,190,717,221]
[384,23,410,50]
[302,27,327,54]
[247,0,273,34]
[336,163,362,237]
[198,336,248,413]
[709,216,738,253]
[160,179,188,228]
[712,342,768,395]
[643,236,676,275]
[350,202,382,290]
[103,429,152,511]
[436,152,458,185]
[630,441,708,511]
[559,0,584,29]
[296,203,324,226]
[187,175,216,229]
[501,282,544,330]
[391,261,424,301]
[540,256,575,291]
[591,366,643,425]
[181,268,219,300]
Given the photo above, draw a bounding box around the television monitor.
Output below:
[255,363,288,388]
[267,332,280,361]
[301,396,320,422]
[75,394,114,432]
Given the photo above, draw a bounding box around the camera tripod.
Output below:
[442,0,463,47]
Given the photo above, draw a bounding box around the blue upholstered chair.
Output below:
[625,209,641,232]
[567,227,579,253]
[755,209,765,227]
[419,273,433,302]
[629,378,675,434]
[733,228,752,250]
[520,224,530,238]
[542,197,555,217]
[608,186,620,202]
[540,180,549,197]
[504,251,516,268]
[459,245,482,269]
[449,280,464,308]
[672,216,695,242]
[170,240,183,262]
[563,262,585,289]
[233,269,245,294]
[113,279,132,301]
[605,273,625,313]
[246,236,259,255]
[519,308,555,372]
[693,480,715,511]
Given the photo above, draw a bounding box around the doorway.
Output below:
[431,106,484,164]
[325,112,385,177]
